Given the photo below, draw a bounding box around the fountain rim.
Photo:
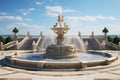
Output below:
[7,50,112,62]
[2,50,118,71]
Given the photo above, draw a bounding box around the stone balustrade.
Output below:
[32,35,44,51]
[36,36,42,45]
[93,37,101,47]
[1,41,16,50]
[90,35,101,49]
[106,42,120,50]
[0,35,32,50]
[17,36,30,49]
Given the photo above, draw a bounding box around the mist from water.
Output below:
[64,36,86,51]
[39,36,86,51]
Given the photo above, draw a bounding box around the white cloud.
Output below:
[95,16,106,19]
[48,0,53,2]
[46,6,76,17]
[67,16,116,22]
[22,12,27,15]
[47,0,58,4]
[0,16,22,21]
[36,1,43,5]
[106,16,116,20]
[46,12,58,17]
[63,9,75,12]
[65,15,117,35]
[7,23,50,35]
[95,16,116,20]
[82,16,96,21]
[46,6,62,17]
[0,12,7,15]
[20,8,35,15]
[29,8,35,11]
[7,22,51,32]
[25,18,32,21]
[46,6,62,13]
[67,16,96,22]
[7,23,40,29]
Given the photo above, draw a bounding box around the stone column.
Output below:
[90,31,94,38]
[15,40,18,50]
[78,31,81,37]
[103,33,108,42]
[101,40,106,49]
[0,42,4,50]
[119,42,120,46]
[27,31,30,36]
[32,41,37,51]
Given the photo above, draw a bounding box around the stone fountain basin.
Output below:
[2,51,117,70]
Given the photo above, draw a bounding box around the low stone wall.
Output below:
[0,78,32,80]
[17,36,30,49]
[3,51,117,70]
[81,60,106,68]
[1,41,16,50]
[8,58,44,69]
[4,57,117,70]
[44,62,81,69]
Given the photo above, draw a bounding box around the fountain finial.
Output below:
[58,12,64,24]
[51,14,69,45]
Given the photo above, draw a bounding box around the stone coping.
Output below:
[0,78,32,80]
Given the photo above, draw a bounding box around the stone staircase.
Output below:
[105,42,120,50]
[83,38,100,50]
[19,38,38,50]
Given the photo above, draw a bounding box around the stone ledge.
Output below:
[0,78,32,80]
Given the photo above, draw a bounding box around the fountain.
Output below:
[45,14,79,59]
[2,14,117,70]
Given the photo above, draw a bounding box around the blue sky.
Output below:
[0,0,120,35]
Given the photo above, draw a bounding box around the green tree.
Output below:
[5,36,13,44]
[12,27,19,40]
[102,27,109,41]
[102,27,109,35]
[108,36,113,42]
[113,36,120,45]
[0,36,5,44]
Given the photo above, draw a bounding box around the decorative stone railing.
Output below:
[36,36,44,46]
[32,35,44,51]
[93,37,101,49]
[1,41,16,50]
[90,35,101,49]
[106,41,120,50]
[17,35,31,49]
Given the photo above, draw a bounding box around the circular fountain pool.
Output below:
[18,52,110,61]
[3,51,117,70]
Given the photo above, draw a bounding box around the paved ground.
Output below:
[0,50,120,80]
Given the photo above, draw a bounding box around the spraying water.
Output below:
[39,36,86,51]
[64,36,86,51]
[39,36,56,50]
